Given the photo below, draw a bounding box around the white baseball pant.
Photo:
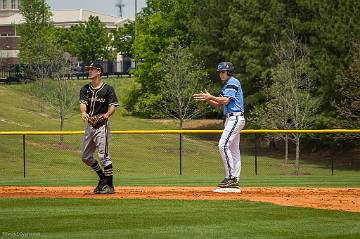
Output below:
[218,114,245,180]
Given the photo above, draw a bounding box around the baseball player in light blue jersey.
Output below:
[193,62,245,188]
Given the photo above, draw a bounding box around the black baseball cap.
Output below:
[85,62,103,73]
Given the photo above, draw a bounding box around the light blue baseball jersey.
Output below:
[219,76,244,114]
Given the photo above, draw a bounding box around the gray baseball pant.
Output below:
[81,122,112,168]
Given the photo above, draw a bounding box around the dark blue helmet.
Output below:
[216,62,234,73]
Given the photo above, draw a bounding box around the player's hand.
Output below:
[193,92,205,101]
[202,90,212,100]
[100,113,109,121]
[193,90,212,101]
[81,112,90,122]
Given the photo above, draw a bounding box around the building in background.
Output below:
[0,0,132,75]
[0,0,20,17]
[0,0,21,66]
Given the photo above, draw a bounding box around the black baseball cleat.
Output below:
[95,185,115,194]
[225,184,240,189]
[218,178,239,188]
[93,178,108,193]
[218,178,230,187]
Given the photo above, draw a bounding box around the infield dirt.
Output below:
[0,186,359,212]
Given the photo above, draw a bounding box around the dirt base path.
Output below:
[0,186,359,212]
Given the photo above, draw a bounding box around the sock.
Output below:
[91,161,105,179]
[104,164,113,188]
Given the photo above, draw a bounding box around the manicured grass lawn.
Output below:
[1,79,359,239]
[0,198,359,239]
[1,175,360,187]
[0,81,359,187]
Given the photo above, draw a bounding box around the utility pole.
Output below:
[134,0,138,69]
[116,0,125,17]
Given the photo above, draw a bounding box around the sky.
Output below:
[45,0,147,18]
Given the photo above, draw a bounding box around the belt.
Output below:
[225,112,244,117]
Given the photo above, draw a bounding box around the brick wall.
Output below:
[0,26,19,66]
[0,36,19,50]
[0,57,17,66]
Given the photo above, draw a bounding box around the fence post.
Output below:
[22,135,26,178]
[179,133,182,175]
[255,135,258,176]
[331,157,334,176]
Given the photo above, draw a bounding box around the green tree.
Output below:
[158,44,209,174]
[268,31,318,174]
[188,0,232,75]
[71,16,112,62]
[227,0,288,113]
[113,22,135,58]
[52,27,78,56]
[127,0,192,117]
[18,0,57,113]
[124,0,360,137]
[159,44,209,128]
[19,0,52,26]
[45,58,78,144]
[226,0,360,130]
[18,0,77,137]
[334,42,360,129]
[293,0,360,127]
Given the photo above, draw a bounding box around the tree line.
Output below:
[16,0,359,173]
[18,0,359,148]
[127,0,360,165]
[129,0,359,129]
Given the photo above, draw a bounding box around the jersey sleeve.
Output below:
[222,84,239,99]
[79,86,88,105]
[108,86,119,107]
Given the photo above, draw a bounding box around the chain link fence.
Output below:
[0,130,359,184]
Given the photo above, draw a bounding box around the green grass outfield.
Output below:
[0,80,359,187]
[0,198,359,239]
[1,175,360,187]
[0,80,359,239]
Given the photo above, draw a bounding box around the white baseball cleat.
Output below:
[213,187,241,193]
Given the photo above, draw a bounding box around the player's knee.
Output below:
[97,153,112,167]
[97,152,105,161]
[101,160,112,168]
[81,157,95,166]
[100,158,112,168]
[219,143,230,155]
[218,142,226,150]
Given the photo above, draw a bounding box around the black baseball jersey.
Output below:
[79,82,119,117]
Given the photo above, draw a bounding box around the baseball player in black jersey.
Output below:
[79,62,119,194]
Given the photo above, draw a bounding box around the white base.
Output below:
[213,188,241,193]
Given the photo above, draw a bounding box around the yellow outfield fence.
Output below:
[0,129,360,135]
[0,129,359,179]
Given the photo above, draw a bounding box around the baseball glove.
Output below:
[88,114,107,129]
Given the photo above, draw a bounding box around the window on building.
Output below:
[0,0,4,10]
[11,0,16,9]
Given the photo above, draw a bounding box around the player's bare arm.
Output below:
[193,90,230,107]
[80,103,89,122]
[103,105,116,120]
[207,99,222,107]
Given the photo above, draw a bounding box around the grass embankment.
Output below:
[0,80,359,187]
[0,80,359,239]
